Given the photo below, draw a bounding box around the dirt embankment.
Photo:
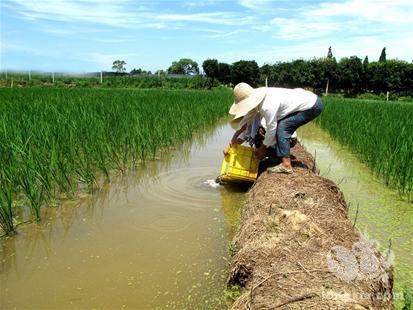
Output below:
[227,143,393,309]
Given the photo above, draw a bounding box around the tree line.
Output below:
[202,48,413,96]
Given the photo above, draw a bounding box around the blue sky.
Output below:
[1,0,412,72]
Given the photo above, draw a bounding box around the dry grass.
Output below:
[227,144,393,309]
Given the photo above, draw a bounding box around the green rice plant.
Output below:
[315,97,413,201]
[0,88,232,234]
[0,172,15,235]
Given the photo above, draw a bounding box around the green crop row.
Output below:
[0,73,218,89]
[315,97,413,201]
[0,88,232,235]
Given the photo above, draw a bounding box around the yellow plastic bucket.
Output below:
[219,145,259,183]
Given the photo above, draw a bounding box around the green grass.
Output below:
[316,97,413,201]
[0,88,232,234]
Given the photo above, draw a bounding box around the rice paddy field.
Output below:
[316,97,413,202]
[1,88,412,308]
[0,88,232,235]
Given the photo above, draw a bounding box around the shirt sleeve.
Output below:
[237,110,257,131]
[262,104,280,147]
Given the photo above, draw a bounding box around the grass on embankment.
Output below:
[0,88,232,234]
[316,97,413,201]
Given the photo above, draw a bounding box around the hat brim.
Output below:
[229,87,267,120]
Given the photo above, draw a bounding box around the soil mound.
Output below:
[227,143,393,309]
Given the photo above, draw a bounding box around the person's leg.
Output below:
[275,97,324,170]
[275,118,294,169]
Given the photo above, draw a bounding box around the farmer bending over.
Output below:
[227,113,297,156]
[228,82,323,173]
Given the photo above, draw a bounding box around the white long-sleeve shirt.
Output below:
[238,87,316,146]
[238,113,297,143]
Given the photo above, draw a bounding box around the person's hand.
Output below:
[223,146,231,156]
[255,145,267,160]
[230,138,244,146]
[258,126,266,138]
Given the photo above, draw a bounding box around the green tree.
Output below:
[368,60,410,93]
[202,59,219,79]
[168,58,199,75]
[338,56,363,95]
[231,60,259,86]
[259,64,272,85]
[362,56,370,91]
[307,58,338,94]
[112,60,127,73]
[130,68,143,75]
[363,56,369,67]
[289,59,313,87]
[379,47,386,62]
[217,62,232,84]
[327,46,333,59]
[155,69,166,76]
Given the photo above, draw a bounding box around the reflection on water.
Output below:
[0,121,245,309]
[298,122,413,292]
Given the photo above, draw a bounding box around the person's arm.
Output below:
[223,123,247,155]
[224,111,257,155]
[231,110,257,144]
[230,123,247,145]
[255,103,279,159]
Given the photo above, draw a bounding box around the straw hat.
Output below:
[229,82,267,120]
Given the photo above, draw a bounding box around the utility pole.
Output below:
[11,78,13,88]
[265,78,268,87]
[100,71,103,84]
[5,69,7,80]
[52,72,55,84]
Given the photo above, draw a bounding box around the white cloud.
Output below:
[239,0,273,10]
[157,12,252,26]
[270,17,345,40]
[203,29,249,38]
[308,0,413,23]
[2,0,137,27]
[269,0,413,42]
[183,0,223,8]
[2,0,253,28]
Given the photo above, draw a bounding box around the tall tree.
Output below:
[168,58,199,75]
[338,56,363,95]
[362,56,370,92]
[217,62,232,84]
[231,60,260,86]
[363,56,369,67]
[202,59,219,79]
[327,46,333,59]
[379,47,386,62]
[112,60,127,73]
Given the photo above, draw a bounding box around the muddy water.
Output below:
[298,122,413,293]
[0,123,244,309]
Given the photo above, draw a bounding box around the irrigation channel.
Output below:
[1,120,412,308]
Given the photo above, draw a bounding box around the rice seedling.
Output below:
[315,97,413,201]
[0,88,232,234]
